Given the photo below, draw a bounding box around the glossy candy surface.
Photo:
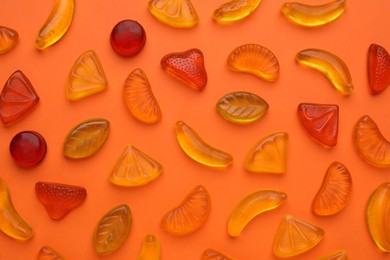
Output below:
[93,204,132,255]
[161,185,210,235]
[37,246,65,260]
[110,20,146,57]
[244,132,288,173]
[67,50,108,100]
[35,0,75,49]
[0,177,33,240]
[296,49,353,95]
[10,131,47,168]
[109,145,163,187]
[213,0,262,23]
[273,215,324,257]
[227,189,287,237]
[175,121,233,167]
[137,234,160,260]
[368,43,390,94]
[0,70,39,126]
[216,91,269,124]
[63,118,110,159]
[281,0,345,27]
[202,248,232,260]
[0,26,18,54]
[228,44,279,81]
[123,68,161,123]
[353,115,390,167]
[298,103,339,147]
[312,162,352,216]
[318,250,348,260]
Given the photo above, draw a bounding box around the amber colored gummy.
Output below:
[37,246,65,260]
[0,26,18,54]
[137,234,160,260]
[110,20,146,57]
[202,248,232,260]
[10,131,47,168]
[213,0,262,23]
[318,250,349,260]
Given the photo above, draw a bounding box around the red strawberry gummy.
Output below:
[368,43,390,94]
[161,48,207,91]
[35,182,87,220]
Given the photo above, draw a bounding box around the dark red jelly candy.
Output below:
[10,131,47,167]
[110,20,146,57]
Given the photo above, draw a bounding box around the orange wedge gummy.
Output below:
[202,248,233,260]
[0,26,18,54]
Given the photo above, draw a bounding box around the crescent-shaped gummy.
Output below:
[213,0,263,24]
[227,189,287,237]
[35,0,75,50]
[281,0,346,27]
[366,182,390,252]
[202,248,233,260]
[175,121,233,167]
[137,234,160,260]
[318,250,348,260]
[296,48,353,96]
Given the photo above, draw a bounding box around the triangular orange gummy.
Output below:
[0,26,18,54]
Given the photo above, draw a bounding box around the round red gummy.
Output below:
[9,131,47,167]
[110,20,146,57]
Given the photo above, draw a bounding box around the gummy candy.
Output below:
[0,177,33,240]
[227,44,279,81]
[318,250,348,260]
[93,204,132,255]
[216,91,269,124]
[37,246,65,260]
[281,0,346,27]
[35,182,87,220]
[10,131,47,168]
[0,26,18,54]
[35,0,75,49]
[213,0,262,23]
[273,215,324,257]
[368,43,390,94]
[366,183,390,252]
[109,145,163,187]
[296,48,353,95]
[0,70,39,126]
[244,132,288,174]
[161,48,207,91]
[123,68,161,124]
[353,115,390,167]
[161,185,210,235]
[67,50,108,101]
[110,20,146,57]
[312,161,352,216]
[175,121,233,167]
[63,118,110,159]
[298,103,339,147]
[148,0,199,28]
[202,248,232,260]
[227,189,287,237]
[137,234,160,260]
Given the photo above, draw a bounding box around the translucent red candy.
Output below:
[110,20,146,57]
[9,131,47,167]
[368,43,390,94]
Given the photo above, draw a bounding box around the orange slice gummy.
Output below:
[318,250,349,260]
[0,26,18,54]
[244,132,288,174]
[137,234,161,260]
[353,115,390,167]
[202,248,233,260]
[213,0,263,24]
[148,0,199,28]
[37,246,65,260]
[161,185,211,235]
[227,44,280,81]
[67,50,108,101]
[273,215,324,258]
[123,68,161,124]
[312,161,352,216]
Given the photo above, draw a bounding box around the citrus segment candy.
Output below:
[67,50,108,101]
[161,185,210,235]
[213,0,262,23]
[353,115,390,167]
[368,43,390,94]
[227,44,279,81]
[10,131,47,168]
[93,204,132,255]
[110,20,146,57]
[37,246,65,260]
[296,49,353,96]
[109,145,163,187]
[0,70,39,126]
[35,0,75,49]
[123,68,162,124]
[175,121,233,167]
[161,48,207,90]
[244,132,288,174]
[227,189,287,237]
[216,91,269,124]
[318,250,348,260]
[63,118,110,159]
[137,234,160,260]
[0,177,33,240]
[148,0,199,28]
[298,103,339,147]
[312,161,352,216]
[202,248,233,260]
[273,215,324,257]
[281,0,346,27]
[0,26,18,54]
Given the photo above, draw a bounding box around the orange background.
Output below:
[1,0,390,259]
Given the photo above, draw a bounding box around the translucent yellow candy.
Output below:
[137,234,160,260]
[318,250,349,260]
[35,0,75,49]
[213,0,262,23]
[281,0,346,27]
[37,246,65,260]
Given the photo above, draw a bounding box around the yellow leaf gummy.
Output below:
[202,248,233,260]
[137,234,161,260]
[213,0,263,24]
[37,246,65,260]
[318,250,349,260]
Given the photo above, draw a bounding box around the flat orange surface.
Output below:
[1,0,390,259]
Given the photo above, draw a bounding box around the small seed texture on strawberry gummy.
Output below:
[368,43,390,94]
